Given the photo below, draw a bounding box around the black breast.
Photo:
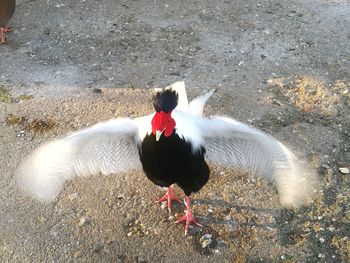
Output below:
[0,0,16,26]
[139,132,210,196]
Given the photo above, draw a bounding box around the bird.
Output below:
[0,0,15,44]
[16,81,316,235]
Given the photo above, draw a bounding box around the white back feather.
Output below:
[188,89,215,116]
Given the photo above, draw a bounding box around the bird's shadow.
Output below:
[190,198,278,229]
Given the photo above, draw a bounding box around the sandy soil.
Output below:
[1,0,349,262]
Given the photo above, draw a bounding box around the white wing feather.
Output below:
[197,116,317,207]
[17,81,316,207]
[16,119,144,202]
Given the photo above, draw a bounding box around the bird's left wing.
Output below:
[197,116,317,207]
[16,118,149,202]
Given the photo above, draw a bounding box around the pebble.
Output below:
[92,88,103,94]
[78,216,89,227]
[68,193,78,201]
[160,201,167,209]
[339,167,349,174]
[321,164,331,169]
[224,215,231,221]
[74,251,82,258]
[200,234,213,248]
[208,208,214,213]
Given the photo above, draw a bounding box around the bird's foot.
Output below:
[0,28,8,44]
[2,25,12,33]
[175,196,202,235]
[156,186,179,213]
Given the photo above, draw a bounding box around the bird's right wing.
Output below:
[197,116,317,207]
[16,118,147,202]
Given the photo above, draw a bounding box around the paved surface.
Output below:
[1,0,349,262]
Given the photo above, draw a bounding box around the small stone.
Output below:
[74,251,82,258]
[92,88,103,94]
[160,201,167,209]
[93,244,103,254]
[321,164,331,169]
[208,208,214,213]
[169,71,181,76]
[201,239,212,248]
[68,193,78,201]
[200,234,213,248]
[339,167,349,174]
[78,216,89,227]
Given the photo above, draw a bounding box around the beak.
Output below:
[155,130,163,141]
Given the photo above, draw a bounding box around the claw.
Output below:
[2,25,12,33]
[0,27,10,44]
[156,186,179,213]
[175,196,202,235]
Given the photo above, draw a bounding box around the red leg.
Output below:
[175,196,202,235]
[2,25,12,33]
[0,27,7,44]
[156,186,179,213]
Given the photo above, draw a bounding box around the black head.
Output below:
[152,89,178,113]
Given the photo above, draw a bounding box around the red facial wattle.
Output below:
[151,111,176,138]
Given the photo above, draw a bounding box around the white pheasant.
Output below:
[16,81,317,235]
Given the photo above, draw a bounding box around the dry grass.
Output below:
[25,118,57,134]
[5,114,28,126]
[267,76,349,116]
[5,113,57,134]
[0,86,13,103]
[18,94,34,101]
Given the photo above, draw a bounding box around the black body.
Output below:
[0,0,15,27]
[139,132,210,196]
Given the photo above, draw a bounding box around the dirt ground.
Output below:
[1,0,349,262]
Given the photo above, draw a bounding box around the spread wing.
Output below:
[198,116,317,207]
[16,118,145,202]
